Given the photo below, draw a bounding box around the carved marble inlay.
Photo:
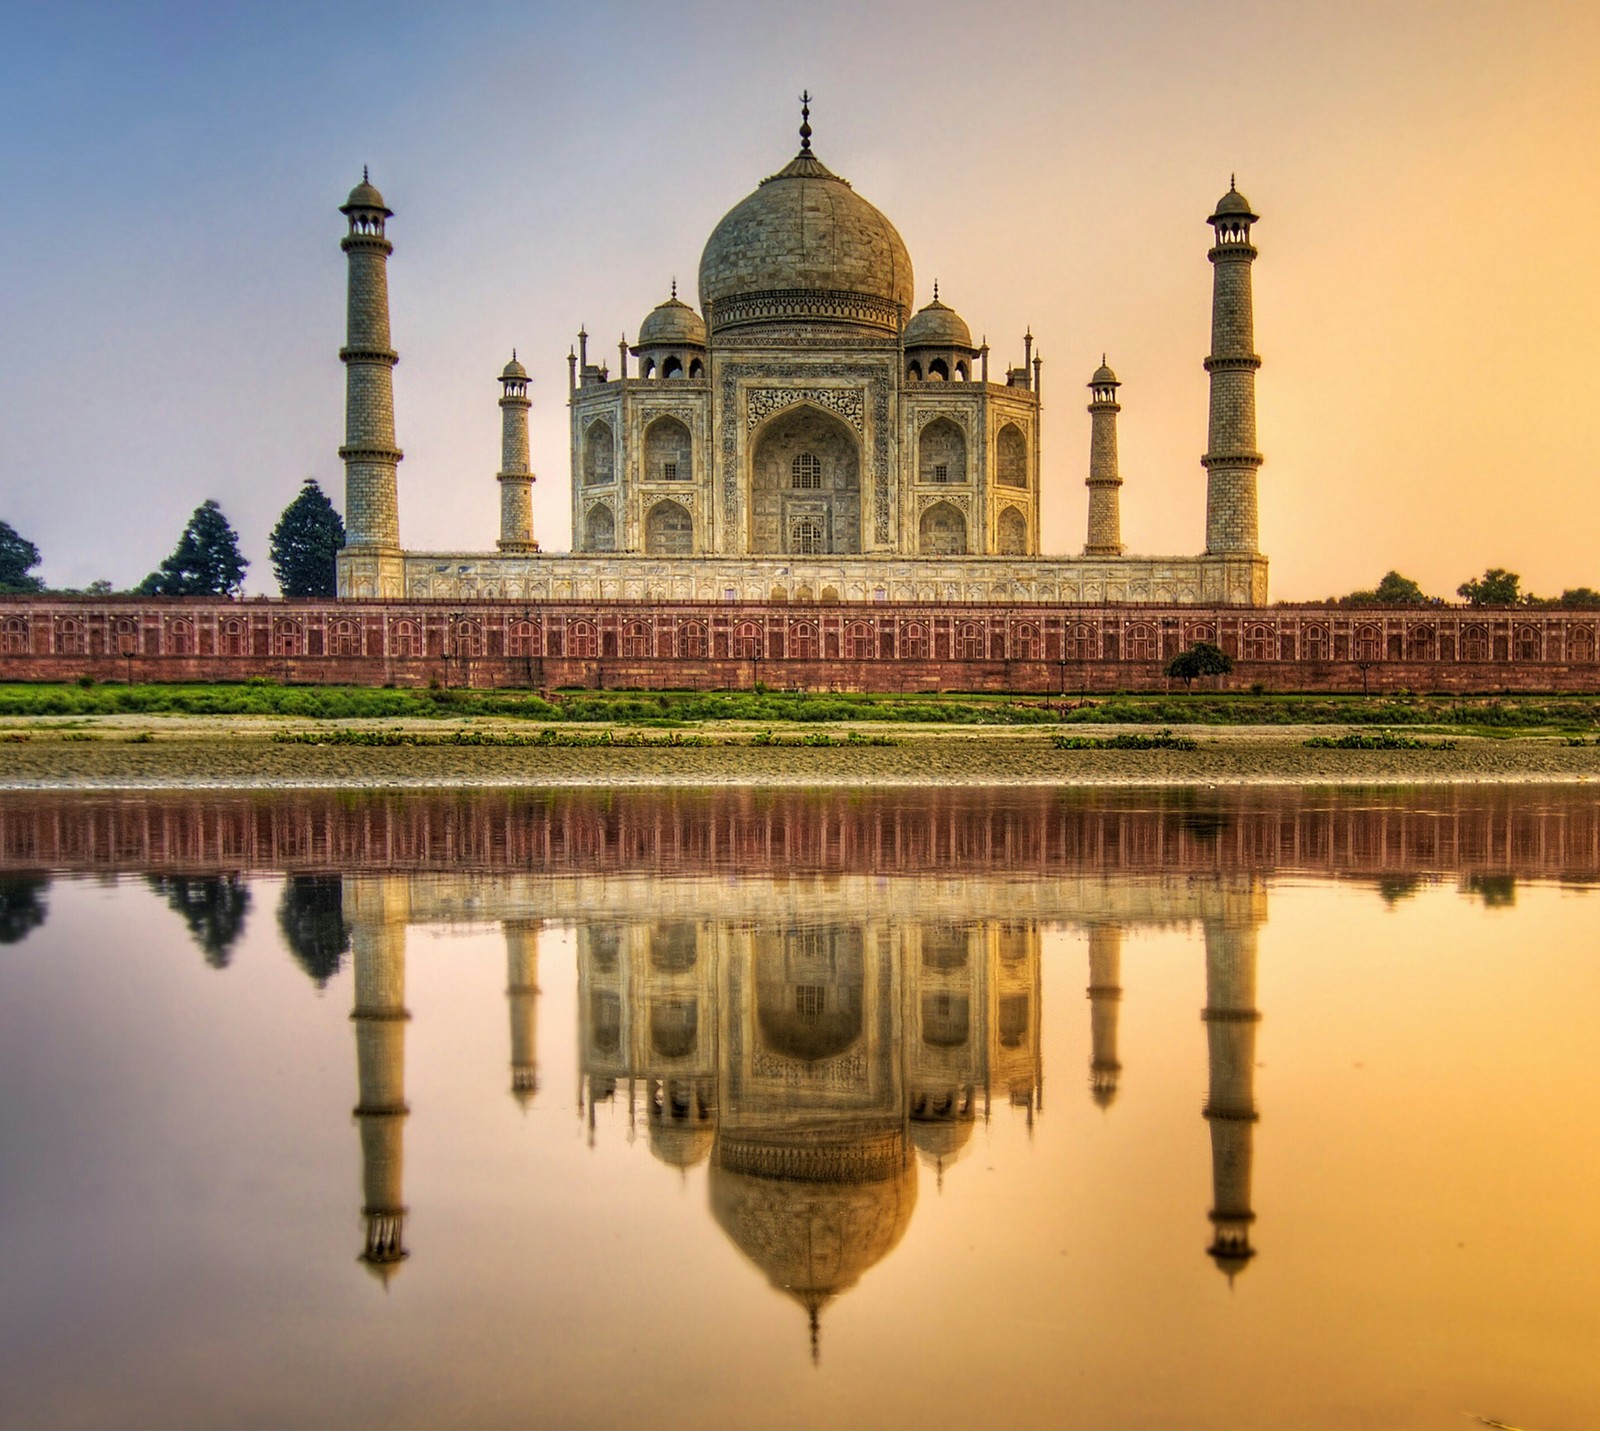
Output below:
[745,386,863,432]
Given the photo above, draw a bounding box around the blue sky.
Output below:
[2,0,1598,597]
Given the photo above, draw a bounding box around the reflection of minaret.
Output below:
[1202,919,1260,1281]
[350,880,410,1284]
[505,920,540,1107]
[1086,924,1123,1108]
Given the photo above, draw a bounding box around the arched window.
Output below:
[1243,625,1274,661]
[1066,624,1096,660]
[790,517,824,554]
[1407,626,1436,662]
[790,623,818,660]
[641,358,656,379]
[845,623,874,661]
[918,417,966,486]
[567,621,598,659]
[645,500,693,555]
[996,424,1028,488]
[927,358,949,381]
[57,620,84,656]
[956,623,983,660]
[274,621,303,657]
[733,622,762,659]
[506,620,537,658]
[585,505,615,552]
[1127,625,1157,662]
[392,621,422,657]
[330,619,360,657]
[661,356,683,379]
[997,506,1027,555]
[644,416,692,484]
[907,361,923,381]
[167,620,194,656]
[1011,625,1040,661]
[1304,625,1328,661]
[688,358,704,379]
[791,453,822,489]
[1461,625,1489,661]
[1514,626,1541,662]
[219,619,246,657]
[903,623,929,660]
[919,501,967,556]
[583,420,615,485]
[678,622,707,659]
[622,622,651,658]
[1570,626,1596,663]
[1,618,27,655]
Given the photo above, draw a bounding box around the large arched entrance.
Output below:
[748,404,862,555]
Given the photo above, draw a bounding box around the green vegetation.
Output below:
[1055,729,1198,751]
[2,684,1600,735]
[1340,570,1434,606]
[1165,641,1232,688]
[269,479,345,598]
[1303,731,1458,751]
[273,727,712,748]
[1457,567,1522,606]
[138,500,247,597]
[0,520,44,594]
[749,729,899,747]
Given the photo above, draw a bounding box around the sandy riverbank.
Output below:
[2,714,1598,789]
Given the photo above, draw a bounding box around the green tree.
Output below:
[0,521,44,593]
[0,876,49,945]
[1556,587,1600,608]
[140,500,248,596]
[1456,568,1521,606]
[1341,570,1430,605]
[278,875,350,988]
[148,874,252,969]
[1166,641,1233,688]
[269,478,346,598]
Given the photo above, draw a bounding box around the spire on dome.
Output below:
[799,90,813,153]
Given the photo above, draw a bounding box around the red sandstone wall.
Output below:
[1,597,1596,694]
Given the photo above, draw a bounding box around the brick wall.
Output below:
[1,597,1596,694]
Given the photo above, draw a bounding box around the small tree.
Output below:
[1167,641,1233,689]
[1557,587,1600,609]
[141,500,248,596]
[1342,570,1430,605]
[269,478,345,598]
[1457,567,1521,606]
[0,521,44,593]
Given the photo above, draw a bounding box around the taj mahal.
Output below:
[335,99,1269,606]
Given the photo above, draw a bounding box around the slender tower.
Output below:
[337,170,404,597]
[1085,924,1123,1106]
[349,878,410,1284]
[505,920,541,1104]
[496,354,539,552]
[1202,180,1262,557]
[1084,360,1125,556]
[1201,916,1261,1281]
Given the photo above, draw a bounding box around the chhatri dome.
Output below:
[697,94,913,332]
[902,288,973,350]
[637,284,708,348]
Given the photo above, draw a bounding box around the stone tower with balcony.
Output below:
[496,354,538,553]
[1084,360,1125,556]
[1203,180,1263,560]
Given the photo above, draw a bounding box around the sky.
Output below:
[1,0,1597,601]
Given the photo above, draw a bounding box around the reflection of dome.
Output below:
[909,1116,973,1163]
[649,1119,713,1169]
[903,295,972,350]
[637,294,707,348]
[698,148,913,332]
[711,1130,916,1345]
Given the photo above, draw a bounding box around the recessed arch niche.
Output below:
[748,403,861,555]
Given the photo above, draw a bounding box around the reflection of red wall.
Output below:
[4,788,1597,881]
[2,598,1597,694]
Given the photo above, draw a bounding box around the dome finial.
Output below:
[363,164,369,183]
[932,279,939,302]
[671,277,677,300]
[1230,172,1237,191]
[799,90,813,152]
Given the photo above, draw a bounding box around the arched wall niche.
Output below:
[645,499,693,555]
[919,500,967,556]
[918,417,966,486]
[996,424,1028,488]
[583,420,615,486]
[748,403,862,555]
[644,416,692,483]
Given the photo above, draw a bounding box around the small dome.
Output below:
[342,169,391,215]
[1090,359,1119,387]
[501,353,528,381]
[649,1119,713,1170]
[637,294,708,349]
[1210,180,1257,224]
[903,295,973,350]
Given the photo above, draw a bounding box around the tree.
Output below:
[0,521,44,594]
[1341,570,1431,605]
[269,479,345,598]
[148,874,252,969]
[0,876,49,945]
[1166,641,1233,688]
[1557,587,1600,609]
[1457,567,1521,606]
[278,875,350,988]
[140,500,248,596]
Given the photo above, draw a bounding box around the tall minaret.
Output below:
[1202,179,1262,556]
[1085,924,1123,1107]
[1201,917,1261,1281]
[505,920,541,1105]
[338,170,404,597]
[1084,360,1125,556]
[349,878,410,1284]
[496,354,538,552]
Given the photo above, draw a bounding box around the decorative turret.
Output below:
[349,879,410,1284]
[505,920,540,1103]
[1086,924,1123,1106]
[338,170,404,595]
[632,281,708,380]
[496,353,538,553]
[903,283,977,382]
[1202,178,1263,556]
[1084,359,1125,556]
[1201,917,1262,1281]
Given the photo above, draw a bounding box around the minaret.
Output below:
[1086,924,1123,1106]
[1202,179,1263,556]
[338,170,404,597]
[505,920,540,1105]
[1201,917,1261,1281]
[349,879,410,1284]
[1084,360,1125,556]
[496,354,538,553]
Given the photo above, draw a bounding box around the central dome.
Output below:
[698,147,913,336]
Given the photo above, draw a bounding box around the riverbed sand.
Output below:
[1,715,1597,789]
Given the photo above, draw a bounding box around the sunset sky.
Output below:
[2,0,1597,600]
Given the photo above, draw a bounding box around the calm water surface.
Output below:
[1,787,1597,1430]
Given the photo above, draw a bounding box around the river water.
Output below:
[1,787,1597,1429]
